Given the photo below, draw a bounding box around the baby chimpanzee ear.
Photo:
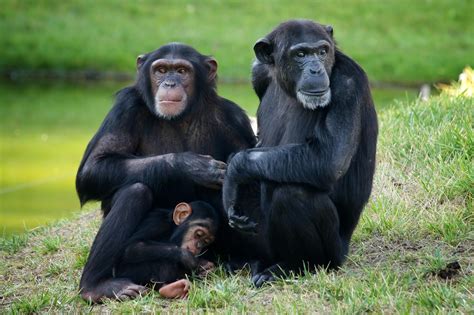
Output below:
[173,202,193,225]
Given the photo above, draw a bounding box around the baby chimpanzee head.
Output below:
[169,201,220,255]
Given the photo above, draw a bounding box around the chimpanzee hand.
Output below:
[196,259,215,277]
[176,152,227,189]
[180,249,199,270]
[223,151,259,234]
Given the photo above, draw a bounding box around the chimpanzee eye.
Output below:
[177,68,187,74]
[296,51,305,58]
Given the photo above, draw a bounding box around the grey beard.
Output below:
[296,90,331,110]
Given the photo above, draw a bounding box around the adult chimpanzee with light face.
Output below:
[223,20,378,287]
[77,43,257,302]
[106,201,219,301]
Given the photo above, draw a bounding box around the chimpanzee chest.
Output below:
[258,94,323,146]
[137,121,220,157]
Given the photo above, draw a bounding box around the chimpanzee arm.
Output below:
[121,241,198,270]
[226,88,362,191]
[227,104,360,190]
[76,91,226,204]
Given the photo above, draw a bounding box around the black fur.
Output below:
[223,20,378,286]
[76,43,257,296]
[115,201,219,287]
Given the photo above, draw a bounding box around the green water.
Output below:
[0,82,417,235]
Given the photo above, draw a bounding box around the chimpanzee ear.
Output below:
[136,54,147,70]
[254,38,274,64]
[173,202,193,225]
[206,57,218,82]
[325,25,334,37]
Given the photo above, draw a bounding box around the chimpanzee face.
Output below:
[149,57,195,119]
[254,21,336,109]
[136,44,218,120]
[179,220,215,255]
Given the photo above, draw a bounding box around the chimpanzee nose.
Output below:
[164,80,176,88]
[309,66,322,75]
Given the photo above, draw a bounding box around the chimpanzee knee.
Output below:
[267,186,344,268]
[107,183,154,219]
[80,183,154,289]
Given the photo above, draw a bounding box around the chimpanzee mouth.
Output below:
[299,89,328,97]
[159,100,183,105]
[296,89,331,109]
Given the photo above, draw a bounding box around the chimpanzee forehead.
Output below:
[275,20,332,47]
[289,40,331,52]
[290,29,331,46]
[151,58,194,69]
[187,218,218,233]
[149,43,203,62]
[188,219,212,228]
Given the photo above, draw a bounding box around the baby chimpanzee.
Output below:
[112,201,220,299]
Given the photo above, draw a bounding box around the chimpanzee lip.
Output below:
[299,89,328,97]
[159,100,182,104]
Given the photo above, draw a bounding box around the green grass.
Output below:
[39,235,62,254]
[1,0,473,83]
[1,93,472,313]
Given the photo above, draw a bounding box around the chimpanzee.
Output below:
[223,20,378,287]
[76,43,257,302]
[103,201,219,301]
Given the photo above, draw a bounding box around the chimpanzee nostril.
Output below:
[164,80,176,88]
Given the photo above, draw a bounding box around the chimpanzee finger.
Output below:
[116,290,135,300]
[118,286,146,300]
[218,172,226,184]
[129,284,148,295]
[229,215,258,234]
[183,280,191,291]
[212,160,227,169]
[229,214,251,225]
[197,154,213,160]
[252,272,275,288]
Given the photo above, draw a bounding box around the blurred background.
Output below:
[0,0,472,235]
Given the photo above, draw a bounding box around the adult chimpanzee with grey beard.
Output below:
[76,43,257,302]
[223,20,378,287]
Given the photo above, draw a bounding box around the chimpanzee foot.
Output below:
[251,271,276,288]
[251,263,291,288]
[81,278,148,303]
[159,279,191,299]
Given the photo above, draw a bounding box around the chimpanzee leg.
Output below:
[80,183,153,303]
[252,185,345,287]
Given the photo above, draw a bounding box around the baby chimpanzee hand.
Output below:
[197,259,215,277]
